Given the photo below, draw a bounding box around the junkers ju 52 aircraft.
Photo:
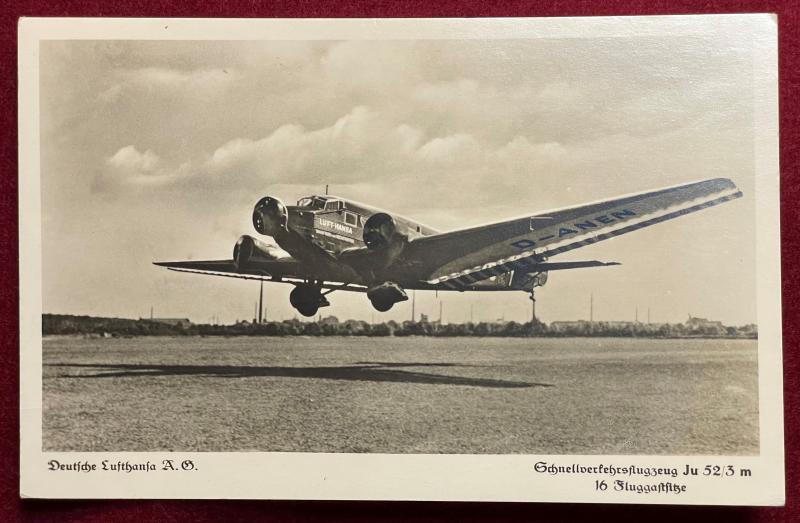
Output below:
[155,178,742,317]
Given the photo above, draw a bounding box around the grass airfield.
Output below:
[42,336,758,454]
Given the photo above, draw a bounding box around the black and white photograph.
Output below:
[19,16,783,503]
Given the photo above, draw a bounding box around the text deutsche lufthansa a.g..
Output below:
[47,458,197,474]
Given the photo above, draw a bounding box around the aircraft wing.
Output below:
[154,258,305,276]
[154,259,241,273]
[155,258,306,283]
[153,258,369,292]
[403,178,742,289]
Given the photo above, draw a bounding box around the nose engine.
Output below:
[252,196,288,237]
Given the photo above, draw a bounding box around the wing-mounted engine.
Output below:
[511,270,548,291]
[363,213,408,258]
[461,270,548,291]
[339,212,410,274]
[233,234,291,270]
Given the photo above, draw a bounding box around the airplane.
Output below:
[155,177,742,317]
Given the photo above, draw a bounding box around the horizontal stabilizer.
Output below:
[527,260,620,271]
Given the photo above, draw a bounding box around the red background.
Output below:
[1,1,796,521]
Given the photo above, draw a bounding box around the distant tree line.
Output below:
[43,314,182,336]
[547,321,756,339]
[43,314,757,339]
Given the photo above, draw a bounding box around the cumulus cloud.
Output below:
[75,37,754,214]
[416,133,481,165]
[201,105,391,186]
[108,145,160,172]
[101,66,237,100]
[95,103,578,220]
[96,145,190,191]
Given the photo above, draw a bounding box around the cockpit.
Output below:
[296,196,342,211]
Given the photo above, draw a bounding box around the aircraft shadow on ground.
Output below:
[47,362,551,389]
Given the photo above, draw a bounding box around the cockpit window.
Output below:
[324,200,341,211]
[296,196,327,209]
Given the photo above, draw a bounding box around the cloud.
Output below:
[115,66,235,91]
[96,66,238,115]
[108,145,160,172]
[96,145,190,191]
[202,105,390,186]
[416,133,481,165]
[95,104,579,222]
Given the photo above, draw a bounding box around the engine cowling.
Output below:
[363,212,408,263]
[357,212,409,271]
[363,213,399,249]
[233,235,289,270]
[252,196,288,237]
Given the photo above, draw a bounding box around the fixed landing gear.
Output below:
[289,282,329,317]
[527,271,548,327]
[367,282,408,312]
[529,287,537,321]
[370,298,394,312]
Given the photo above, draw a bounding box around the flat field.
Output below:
[42,336,758,454]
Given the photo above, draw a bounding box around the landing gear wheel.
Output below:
[290,283,328,317]
[289,284,313,309]
[296,303,319,317]
[366,282,408,312]
[370,298,394,312]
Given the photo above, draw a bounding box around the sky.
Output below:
[40,34,757,326]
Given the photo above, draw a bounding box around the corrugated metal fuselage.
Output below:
[269,196,512,290]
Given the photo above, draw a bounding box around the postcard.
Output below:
[19,15,783,504]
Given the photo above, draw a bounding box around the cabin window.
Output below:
[344,211,358,226]
[416,225,421,232]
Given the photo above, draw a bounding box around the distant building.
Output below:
[419,313,429,323]
[149,318,192,329]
